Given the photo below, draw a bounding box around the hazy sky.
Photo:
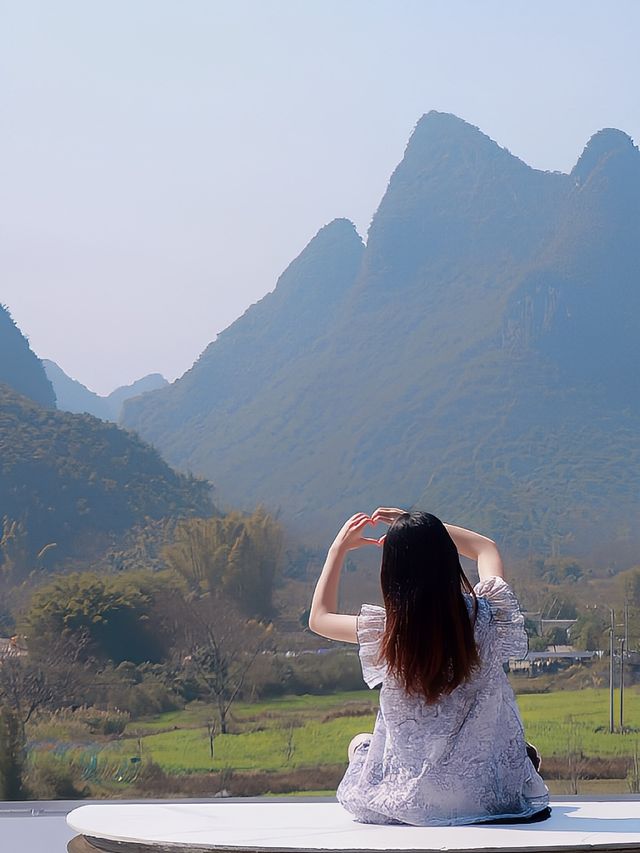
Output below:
[2,1,638,395]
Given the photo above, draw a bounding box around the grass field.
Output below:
[518,689,640,758]
[32,688,640,796]
[54,686,640,778]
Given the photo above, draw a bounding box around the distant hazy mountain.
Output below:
[43,359,168,421]
[107,373,168,419]
[121,112,640,558]
[0,304,56,408]
[0,382,213,565]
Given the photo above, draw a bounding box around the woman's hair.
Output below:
[379,511,479,703]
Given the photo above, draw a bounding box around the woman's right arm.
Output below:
[443,524,505,581]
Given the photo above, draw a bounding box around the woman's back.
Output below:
[336,576,549,826]
[307,508,549,826]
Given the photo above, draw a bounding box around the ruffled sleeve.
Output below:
[357,603,387,688]
[474,576,528,661]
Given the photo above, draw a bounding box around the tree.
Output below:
[0,631,91,733]
[544,626,568,648]
[0,706,24,800]
[619,566,640,607]
[163,508,282,617]
[570,611,607,651]
[565,718,587,795]
[541,595,577,620]
[24,570,183,664]
[0,628,94,799]
[0,517,31,585]
[176,595,272,734]
[528,635,548,652]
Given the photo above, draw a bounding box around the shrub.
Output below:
[0,708,25,800]
[77,708,130,736]
[24,753,88,800]
[87,663,184,718]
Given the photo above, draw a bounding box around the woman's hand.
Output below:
[371,507,407,526]
[332,513,382,551]
[363,507,409,548]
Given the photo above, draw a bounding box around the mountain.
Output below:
[107,373,168,419]
[0,304,56,408]
[120,112,640,559]
[43,359,168,421]
[0,383,214,566]
[42,359,111,419]
[120,217,365,450]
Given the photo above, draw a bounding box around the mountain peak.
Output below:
[415,110,484,136]
[402,111,523,170]
[571,127,639,184]
[307,217,362,248]
[272,218,364,297]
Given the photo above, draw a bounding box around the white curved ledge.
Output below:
[66,800,640,853]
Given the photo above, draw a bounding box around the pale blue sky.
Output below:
[2,0,638,395]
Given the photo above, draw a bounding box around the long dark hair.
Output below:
[379,511,479,703]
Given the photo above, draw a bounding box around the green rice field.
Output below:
[58,687,640,776]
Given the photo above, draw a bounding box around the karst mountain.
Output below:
[120,112,640,558]
[43,358,168,421]
[0,304,212,565]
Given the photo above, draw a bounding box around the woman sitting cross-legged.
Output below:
[308,508,550,826]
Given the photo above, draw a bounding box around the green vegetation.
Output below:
[25,570,185,663]
[21,687,640,799]
[163,509,282,616]
[0,382,214,565]
[518,690,640,757]
[3,113,640,803]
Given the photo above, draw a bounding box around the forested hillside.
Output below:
[0,383,214,568]
[116,112,638,557]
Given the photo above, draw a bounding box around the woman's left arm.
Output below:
[308,513,381,643]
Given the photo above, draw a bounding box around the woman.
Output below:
[308,508,549,826]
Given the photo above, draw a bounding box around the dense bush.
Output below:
[24,570,185,664]
[88,663,184,717]
[24,752,88,800]
[76,708,130,736]
[234,650,364,700]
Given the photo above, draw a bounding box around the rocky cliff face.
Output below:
[121,113,640,557]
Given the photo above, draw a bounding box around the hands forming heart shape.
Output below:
[334,507,408,551]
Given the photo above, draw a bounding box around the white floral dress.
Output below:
[336,576,549,826]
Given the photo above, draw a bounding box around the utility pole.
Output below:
[609,609,615,734]
[625,600,629,650]
[620,636,625,732]
[620,600,628,733]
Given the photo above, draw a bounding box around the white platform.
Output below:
[67,801,640,852]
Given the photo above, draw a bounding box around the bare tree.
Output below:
[283,719,298,764]
[0,629,92,734]
[178,595,272,735]
[565,717,586,795]
[0,630,93,799]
